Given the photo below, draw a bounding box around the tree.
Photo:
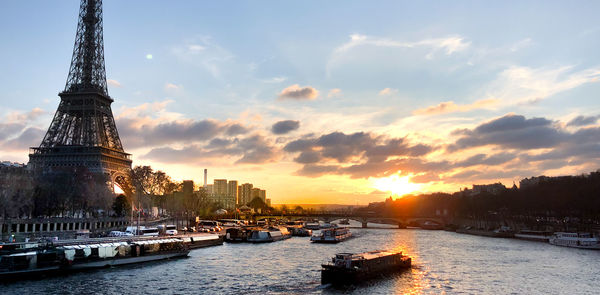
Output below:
[112,194,131,217]
[248,197,270,212]
[280,204,288,213]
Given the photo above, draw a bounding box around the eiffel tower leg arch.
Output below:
[110,170,133,198]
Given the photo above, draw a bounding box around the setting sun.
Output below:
[372,174,421,197]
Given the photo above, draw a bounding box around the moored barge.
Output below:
[321,250,411,285]
[0,235,218,280]
[247,226,292,243]
[311,227,352,243]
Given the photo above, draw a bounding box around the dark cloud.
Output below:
[206,138,236,149]
[140,134,278,165]
[272,120,300,135]
[278,84,319,100]
[294,151,322,164]
[226,123,249,136]
[296,164,339,177]
[449,114,565,151]
[0,123,26,140]
[282,114,600,182]
[1,127,45,151]
[455,153,516,167]
[117,118,252,149]
[567,115,599,127]
[284,131,437,178]
[235,135,279,164]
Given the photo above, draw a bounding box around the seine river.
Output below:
[3,225,599,294]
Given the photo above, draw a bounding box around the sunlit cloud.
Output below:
[486,65,600,105]
[107,79,122,87]
[378,88,398,96]
[327,88,342,98]
[165,83,182,91]
[277,84,319,100]
[413,98,499,115]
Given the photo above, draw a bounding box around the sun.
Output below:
[372,175,421,197]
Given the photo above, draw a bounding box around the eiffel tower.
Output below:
[28,0,132,194]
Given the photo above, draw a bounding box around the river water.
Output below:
[3,226,599,294]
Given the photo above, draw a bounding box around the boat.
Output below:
[311,227,352,243]
[247,226,292,243]
[549,232,600,249]
[456,226,514,238]
[0,237,189,280]
[291,227,313,237]
[305,222,321,230]
[225,226,262,242]
[513,230,553,242]
[181,234,224,249]
[284,221,313,237]
[320,223,335,229]
[321,250,411,285]
[420,221,443,230]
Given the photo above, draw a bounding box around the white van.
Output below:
[165,225,178,235]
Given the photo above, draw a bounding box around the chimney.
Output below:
[203,169,208,187]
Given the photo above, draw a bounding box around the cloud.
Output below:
[278,84,319,100]
[262,77,287,83]
[118,118,242,149]
[171,35,235,79]
[141,134,279,165]
[6,108,46,122]
[413,98,499,115]
[455,153,516,167]
[327,88,342,98]
[188,44,206,52]
[486,65,600,105]
[334,34,470,57]
[0,108,49,152]
[449,114,564,151]
[272,120,300,134]
[284,131,437,178]
[327,34,470,75]
[509,38,533,52]
[566,115,599,127]
[1,127,45,151]
[378,88,398,96]
[226,123,249,136]
[107,79,122,87]
[296,164,340,177]
[164,83,184,94]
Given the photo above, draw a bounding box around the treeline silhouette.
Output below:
[359,170,600,227]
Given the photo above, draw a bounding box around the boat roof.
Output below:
[336,250,401,260]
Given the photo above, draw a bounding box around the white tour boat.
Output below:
[549,232,600,249]
[311,227,352,243]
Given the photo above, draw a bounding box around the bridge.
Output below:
[252,213,448,229]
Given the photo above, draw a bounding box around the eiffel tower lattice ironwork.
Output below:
[29,0,132,194]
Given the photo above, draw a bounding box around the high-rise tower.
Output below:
[28,0,132,193]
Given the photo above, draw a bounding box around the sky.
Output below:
[1,0,600,204]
